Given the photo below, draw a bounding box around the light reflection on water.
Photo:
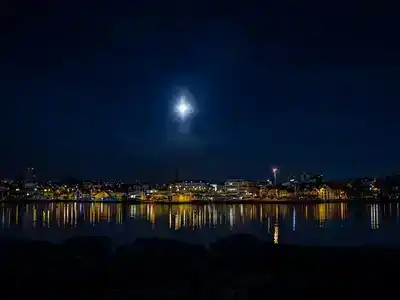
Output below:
[0,202,399,247]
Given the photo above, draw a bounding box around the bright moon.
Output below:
[178,102,188,115]
[175,96,193,120]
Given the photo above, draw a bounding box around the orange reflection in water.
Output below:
[2,201,395,233]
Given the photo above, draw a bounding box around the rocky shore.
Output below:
[1,234,396,298]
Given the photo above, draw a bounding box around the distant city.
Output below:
[1,167,400,202]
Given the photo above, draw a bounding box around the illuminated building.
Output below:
[225,179,259,197]
[316,184,348,200]
[171,193,193,202]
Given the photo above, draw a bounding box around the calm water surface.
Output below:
[0,202,398,247]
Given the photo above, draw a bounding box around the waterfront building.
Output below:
[316,184,348,200]
[225,179,259,197]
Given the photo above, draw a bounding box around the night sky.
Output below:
[1,1,399,182]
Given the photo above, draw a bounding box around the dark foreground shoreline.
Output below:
[1,234,398,297]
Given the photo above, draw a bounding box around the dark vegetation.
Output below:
[0,234,396,298]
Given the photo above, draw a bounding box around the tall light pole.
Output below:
[272,168,278,186]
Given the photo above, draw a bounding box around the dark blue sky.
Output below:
[0,1,399,182]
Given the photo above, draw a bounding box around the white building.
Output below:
[225,179,257,195]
